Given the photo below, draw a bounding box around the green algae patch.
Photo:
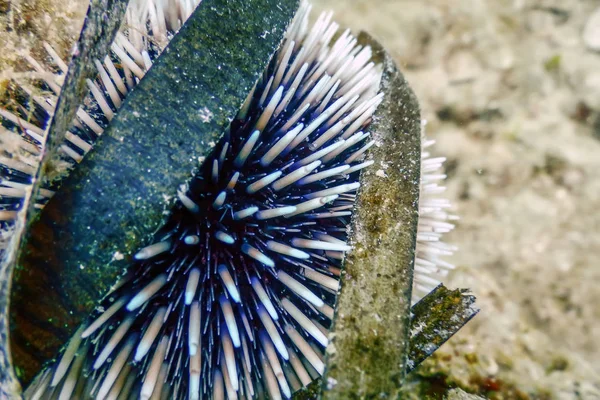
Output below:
[407,285,479,373]
[319,33,422,400]
[8,0,298,386]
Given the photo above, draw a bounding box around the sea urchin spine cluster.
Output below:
[27,3,384,399]
[412,122,457,303]
[0,0,201,249]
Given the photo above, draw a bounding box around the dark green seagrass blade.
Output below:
[9,0,298,386]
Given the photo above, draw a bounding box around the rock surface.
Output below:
[447,388,487,400]
[321,33,421,400]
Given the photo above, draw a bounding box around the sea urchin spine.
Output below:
[412,121,458,304]
[27,3,383,399]
[0,0,202,248]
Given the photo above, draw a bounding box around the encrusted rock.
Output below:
[446,388,487,400]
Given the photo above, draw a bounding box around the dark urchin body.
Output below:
[29,4,383,400]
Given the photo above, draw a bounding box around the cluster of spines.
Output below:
[412,121,458,303]
[0,0,202,251]
[27,2,384,399]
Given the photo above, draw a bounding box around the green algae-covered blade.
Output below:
[9,0,298,385]
[407,285,479,373]
[293,288,479,399]
[0,0,129,395]
[319,33,421,400]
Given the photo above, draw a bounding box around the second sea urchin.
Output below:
[27,3,384,399]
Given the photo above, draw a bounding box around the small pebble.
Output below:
[446,50,482,83]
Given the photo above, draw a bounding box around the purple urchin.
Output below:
[25,2,384,399]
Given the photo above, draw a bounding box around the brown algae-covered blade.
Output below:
[407,285,479,373]
[319,33,421,399]
[10,0,298,385]
[0,0,129,395]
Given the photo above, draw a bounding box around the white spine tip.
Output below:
[233,206,259,220]
[212,191,227,209]
[126,274,168,311]
[215,230,235,244]
[218,264,241,303]
[133,240,171,260]
[255,206,297,220]
[242,244,275,268]
[184,235,200,245]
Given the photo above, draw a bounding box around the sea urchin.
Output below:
[1,0,462,397]
[26,3,384,399]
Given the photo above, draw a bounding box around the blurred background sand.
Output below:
[2,0,600,398]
